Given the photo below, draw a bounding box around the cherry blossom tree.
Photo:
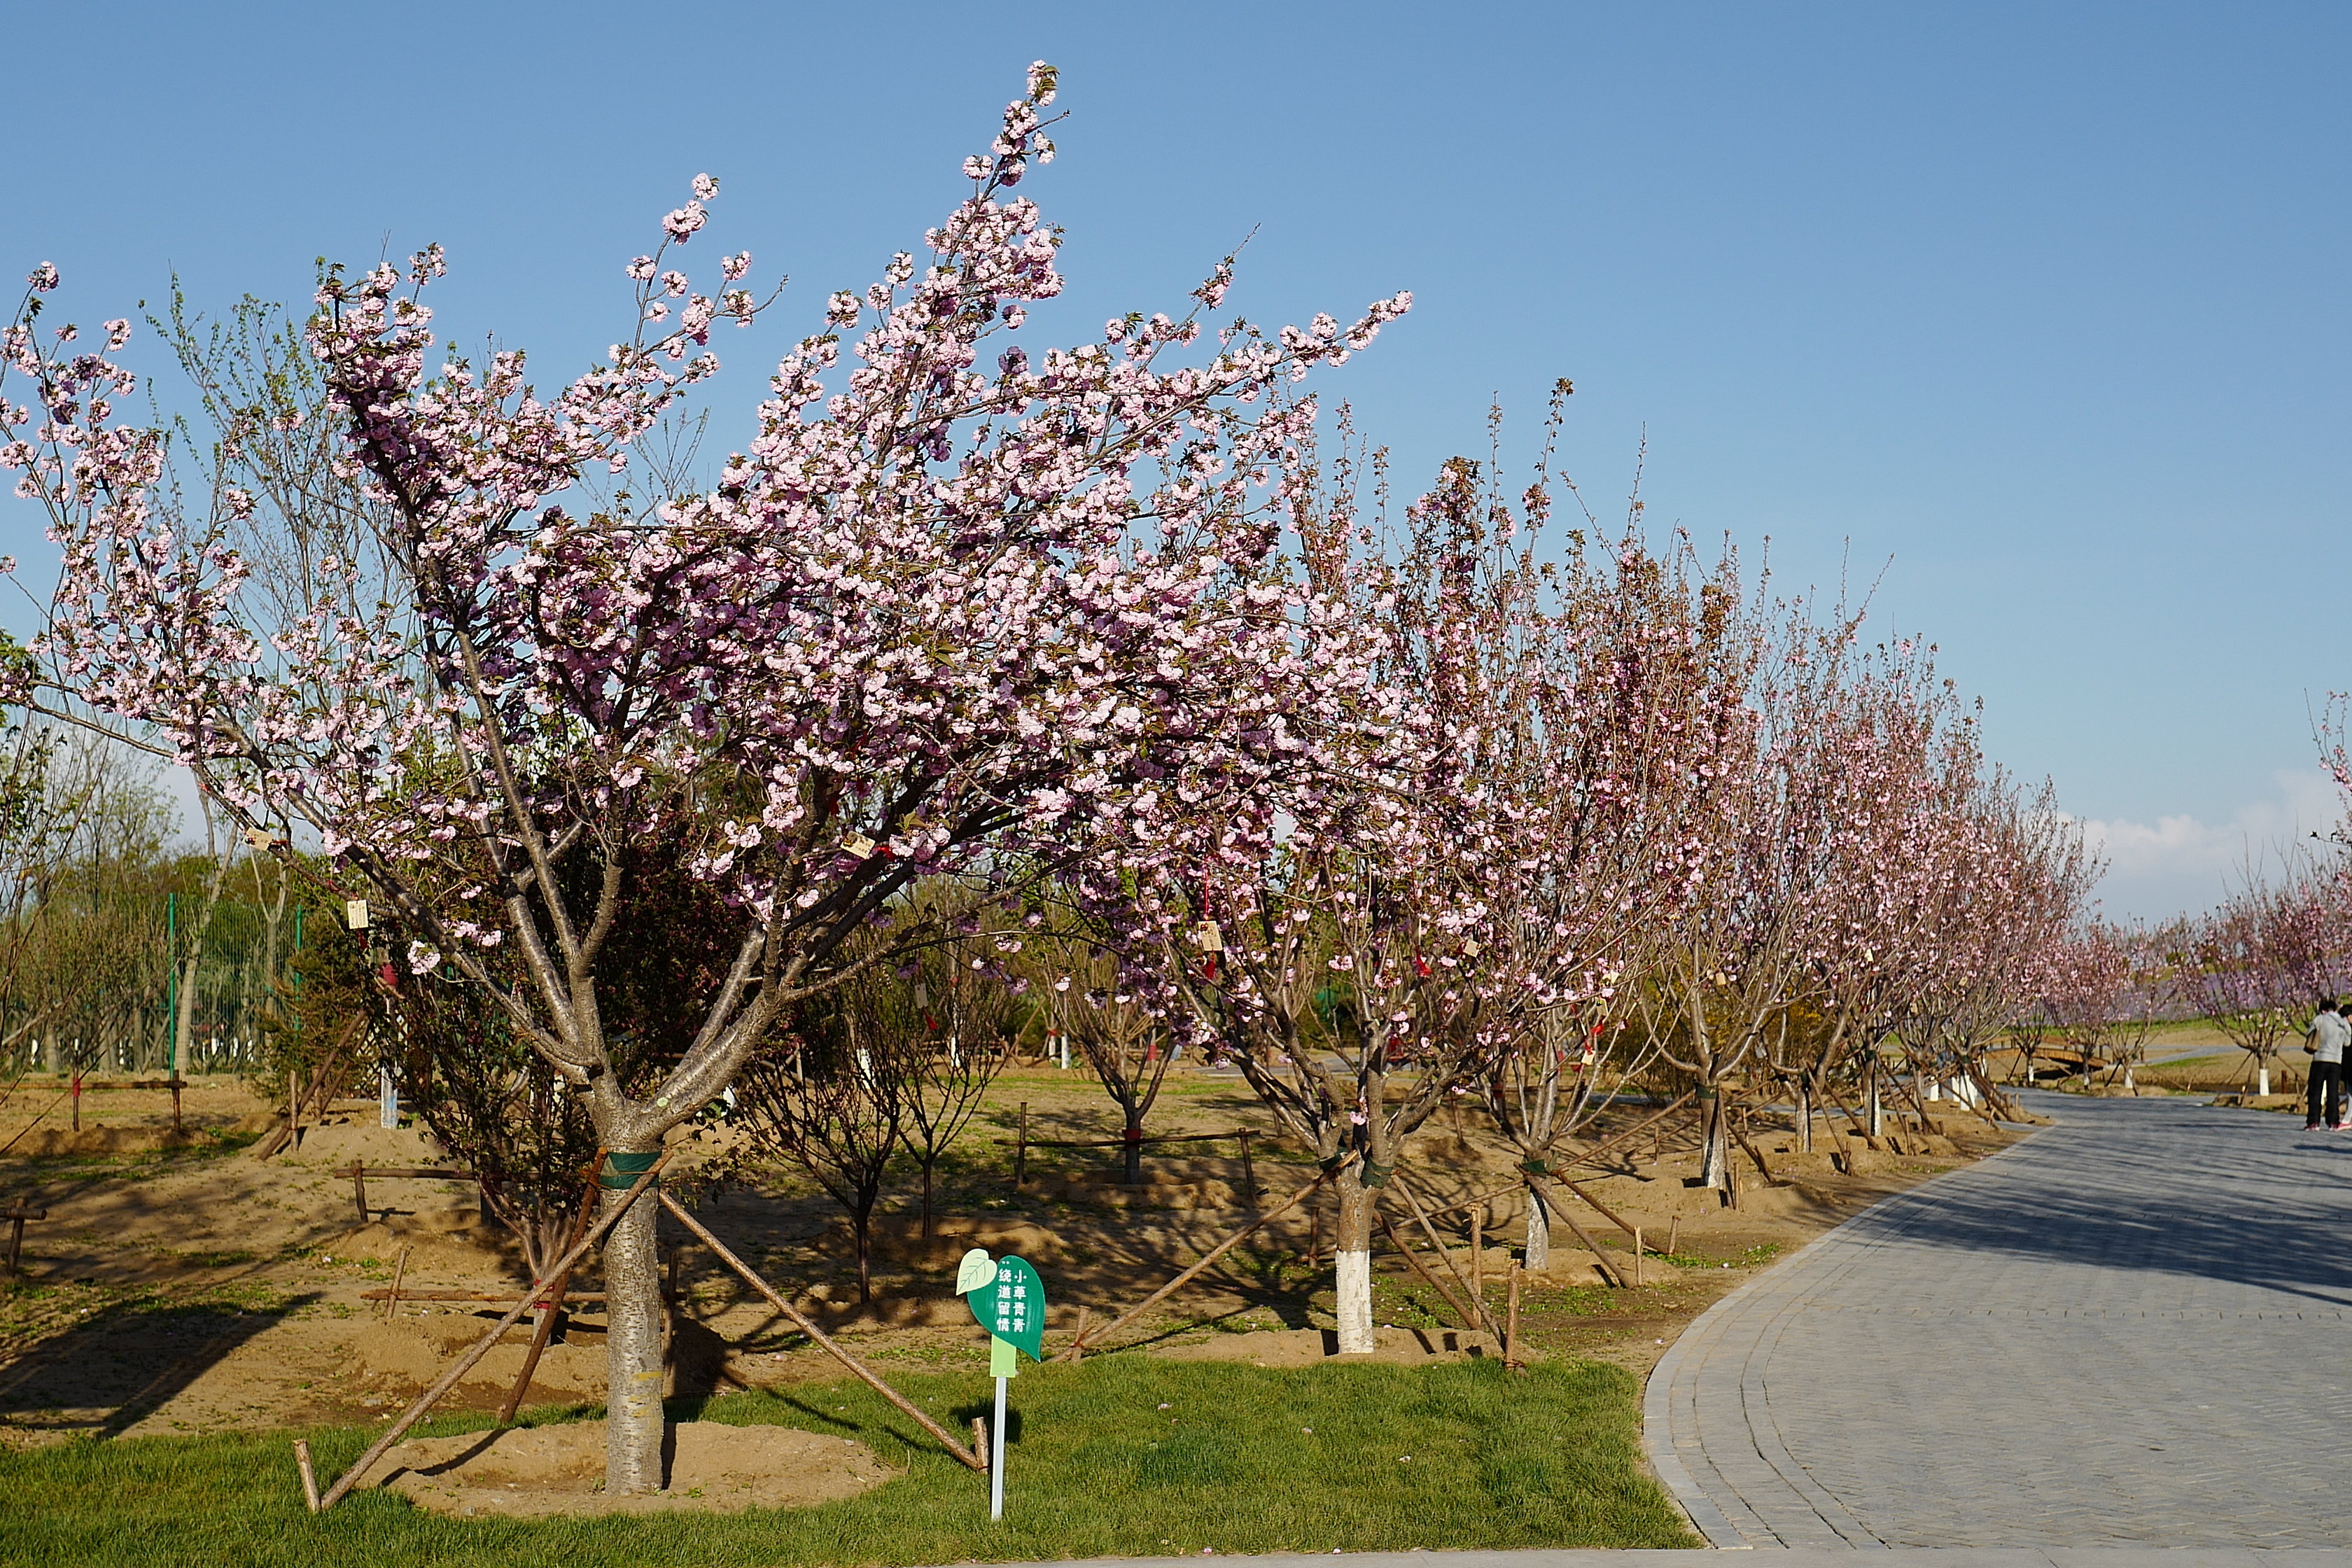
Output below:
[2033,922,2168,1089]
[0,63,1408,1491]
[2177,897,2294,1087]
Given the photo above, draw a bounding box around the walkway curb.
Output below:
[1639,1110,2056,1548]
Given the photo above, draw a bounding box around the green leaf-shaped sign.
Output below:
[963,1252,1046,1363]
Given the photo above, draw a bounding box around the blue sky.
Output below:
[4,2,2345,918]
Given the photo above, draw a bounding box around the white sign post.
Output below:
[958,1247,1044,1521]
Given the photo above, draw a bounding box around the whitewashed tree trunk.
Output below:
[1334,1176,1376,1353]
[1698,1091,1729,1190]
[1522,1183,1551,1272]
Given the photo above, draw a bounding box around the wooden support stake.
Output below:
[1416,1178,1525,1226]
[348,1164,369,1225]
[1667,1214,1679,1255]
[1632,1227,1643,1287]
[1505,1264,1524,1373]
[1378,1211,1477,1329]
[1068,1306,1091,1364]
[382,1245,409,1323]
[1063,1159,1348,1362]
[972,1417,989,1472]
[498,1168,601,1427]
[1726,1116,1779,1184]
[1471,1204,1485,1308]
[2,1208,44,1275]
[1238,1129,1256,1203]
[1558,1093,1697,1177]
[293,1438,321,1513]
[1014,1102,1028,1189]
[1393,1176,1503,1337]
[1560,1177,1641,1239]
[657,1194,985,1471]
[1530,1180,1628,1288]
[312,1153,673,1512]
[1814,1082,1863,1166]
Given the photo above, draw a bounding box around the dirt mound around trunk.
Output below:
[372,1419,893,1517]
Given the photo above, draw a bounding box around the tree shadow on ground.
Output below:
[0,1289,319,1438]
[1826,1091,2352,1310]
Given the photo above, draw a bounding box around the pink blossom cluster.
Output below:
[0,67,1412,1157]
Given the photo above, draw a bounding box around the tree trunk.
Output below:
[1522,1182,1550,1273]
[1334,1172,1376,1354]
[1122,1118,1143,1186]
[854,1212,874,1304]
[600,1164,667,1496]
[1698,1090,1729,1190]
[172,951,201,1080]
[1794,1074,1814,1154]
[1865,1062,1884,1138]
[920,1159,936,1240]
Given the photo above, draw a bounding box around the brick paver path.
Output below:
[1646,1091,2352,1548]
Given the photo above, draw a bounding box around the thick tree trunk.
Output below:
[1865,1061,1884,1138]
[1522,1182,1550,1273]
[1334,1173,1376,1353]
[1795,1075,1814,1154]
[601,1164,667,1495]
[1123,1118,1144,1185]
[1698,1090,1729,1190]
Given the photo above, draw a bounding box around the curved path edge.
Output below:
[1639,1119,2054,1549]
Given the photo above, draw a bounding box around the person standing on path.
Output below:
[2304,1000,2350,1130]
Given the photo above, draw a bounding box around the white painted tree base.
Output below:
[1335,1248,1374,1353]
[1523,1196,1550,1273]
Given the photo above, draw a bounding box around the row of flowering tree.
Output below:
[1038,400,2100,1349]
[1,62,2094,1487]
[2136,694,2352,1090]
[2165,853,2351,1092]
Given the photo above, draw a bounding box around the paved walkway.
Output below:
[1000,1554,2352,1567]
[1647,1091,2352,1549]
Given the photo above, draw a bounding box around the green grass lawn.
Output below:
[0,1357,1692,1567]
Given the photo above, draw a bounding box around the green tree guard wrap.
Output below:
[599,1151,662,1191]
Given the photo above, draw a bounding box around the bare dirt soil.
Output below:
[371,1419,894,1518]
[0,1063,2034,1483]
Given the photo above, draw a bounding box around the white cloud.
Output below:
[2070,769,2346,921]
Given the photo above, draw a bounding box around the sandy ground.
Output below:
[0,1063,2036,1478]
[370,1420,894,1517]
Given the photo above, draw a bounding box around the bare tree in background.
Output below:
[735,960,913,1306]
[1030,926,1174,1186]
[897,931,1020,1236]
